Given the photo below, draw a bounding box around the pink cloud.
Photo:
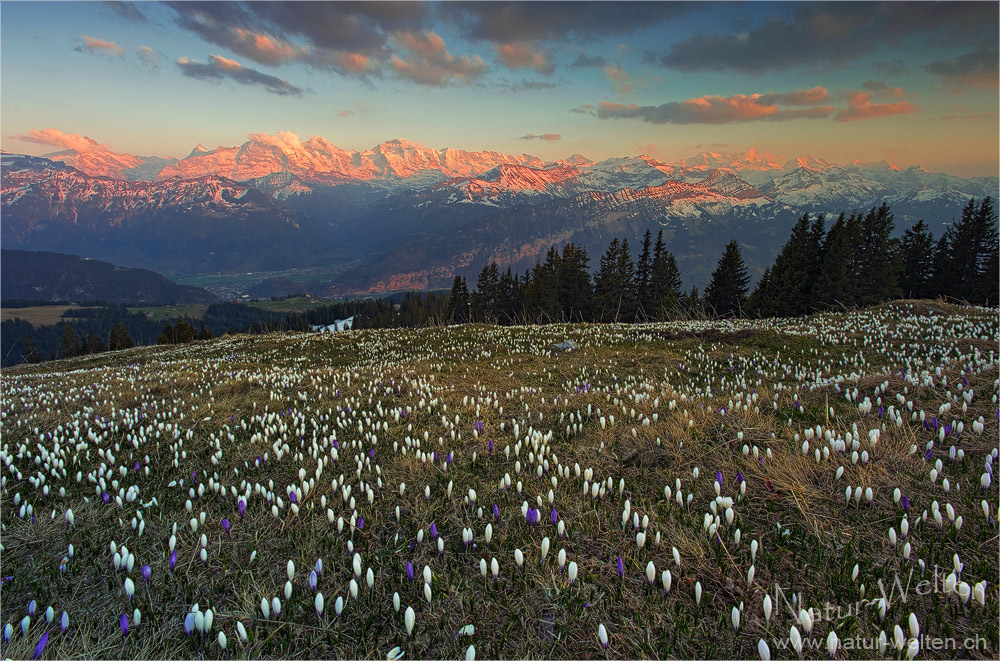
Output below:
[230,28,303,65]
[836,91,917,122]
[596,89,835,124]
[14,128,110,153]
[518,133,561,141]
[495,42,553,75]
[338,109,355,118]
[390,32,485,86]
[393,31,447,57]
[76,36,124,57]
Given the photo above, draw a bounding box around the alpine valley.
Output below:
[3,134,996,298]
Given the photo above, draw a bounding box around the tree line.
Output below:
[5,198,995,367]
[449,197,997,322]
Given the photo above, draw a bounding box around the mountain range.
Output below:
[3,134,996,297]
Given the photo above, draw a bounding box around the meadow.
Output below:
[0,300,997,660]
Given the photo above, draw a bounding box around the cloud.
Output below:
[440,3,689,44]
[570,51,607,68]
[13,128,110,153]
[835,91,917,122]
[176,54,305,96]
[595,90,835,125]
[570,104,595,114]
[505,79,557,92]
[871,60,908,76]
[390,30,485,86]
[338,109,354,118]
[246,131,306,152]
[924,46,999,89]
[604,63,633,95]
[136,46,160,68]
[100,1,147,22]
[495,41,552,75]
[757,86,829,106]
[859,81,905,98]
[75,36,124,57]
[657,3,997,73]
[518,133,561,141]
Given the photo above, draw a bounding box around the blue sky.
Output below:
[2,1,997,176]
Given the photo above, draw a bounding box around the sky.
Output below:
[1,1,998,177]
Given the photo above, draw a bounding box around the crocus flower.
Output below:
[238,499,246,520]
[221,518,231,536]
[120,613,129,638]
[308,570,318,593]
[169,549,178,574]
[493,504,500,522]
[406,561,414,582]
[32,632,47,660]
[60,611,69,634]
[430,523,438,540]
[141,564,151,584]
[901,495,910,511]
[551,509,559,526]
[598,623,609,649]
[616,555,624,580]
[185,613,196,635]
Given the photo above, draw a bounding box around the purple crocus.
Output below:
[221,518,231,537]
[488,440,493,453]
[551,509,559,526]
[169,549,178,574]
[736,472,745,485]
[289,491,297,504]
[238,499,246,520]
[308,570,318,593]
[357,517,364,530]
[141,564,151,584]
[430,524,438,540]
[315,558,323,575]
[493,504,500,522]
[901,495,910,511]
[406,561,414,582]
[184,613,196,636]
[32,632,48,660]
[102,492,110,504]
[716,471,723,486]
[616,555,624,580]
[120,613,129,638]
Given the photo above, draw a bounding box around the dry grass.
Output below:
[0,303,998,659]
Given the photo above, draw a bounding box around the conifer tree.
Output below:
[854,203,901,306]
[812,213,859,308]
[448,275,470,323]
[748,213,825,317]
[704,240,750,318]
[198,321,213,341]
[557,243,592,322]
[60,325,81,358]
[635,230,653,320]
[899,220,936,299]
[108,322,135,351]
[158,323,175,345]
[23,332,42,364]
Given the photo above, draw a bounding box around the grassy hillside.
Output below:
[0,301,997,659]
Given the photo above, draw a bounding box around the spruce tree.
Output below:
[854,203,901,306]
[158,323,175,345]
[615,238,638,321]
[108,322,135,351]
[635,230,653,320]
[60,325,81,358]
[23,333,43,364]
[704,240,750,318]
[748,213,825,317]
[812,213,858,308]
[899,220,936,299]
[557,243,592,322]
[448,276,471,323]
[593,238,621,322]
